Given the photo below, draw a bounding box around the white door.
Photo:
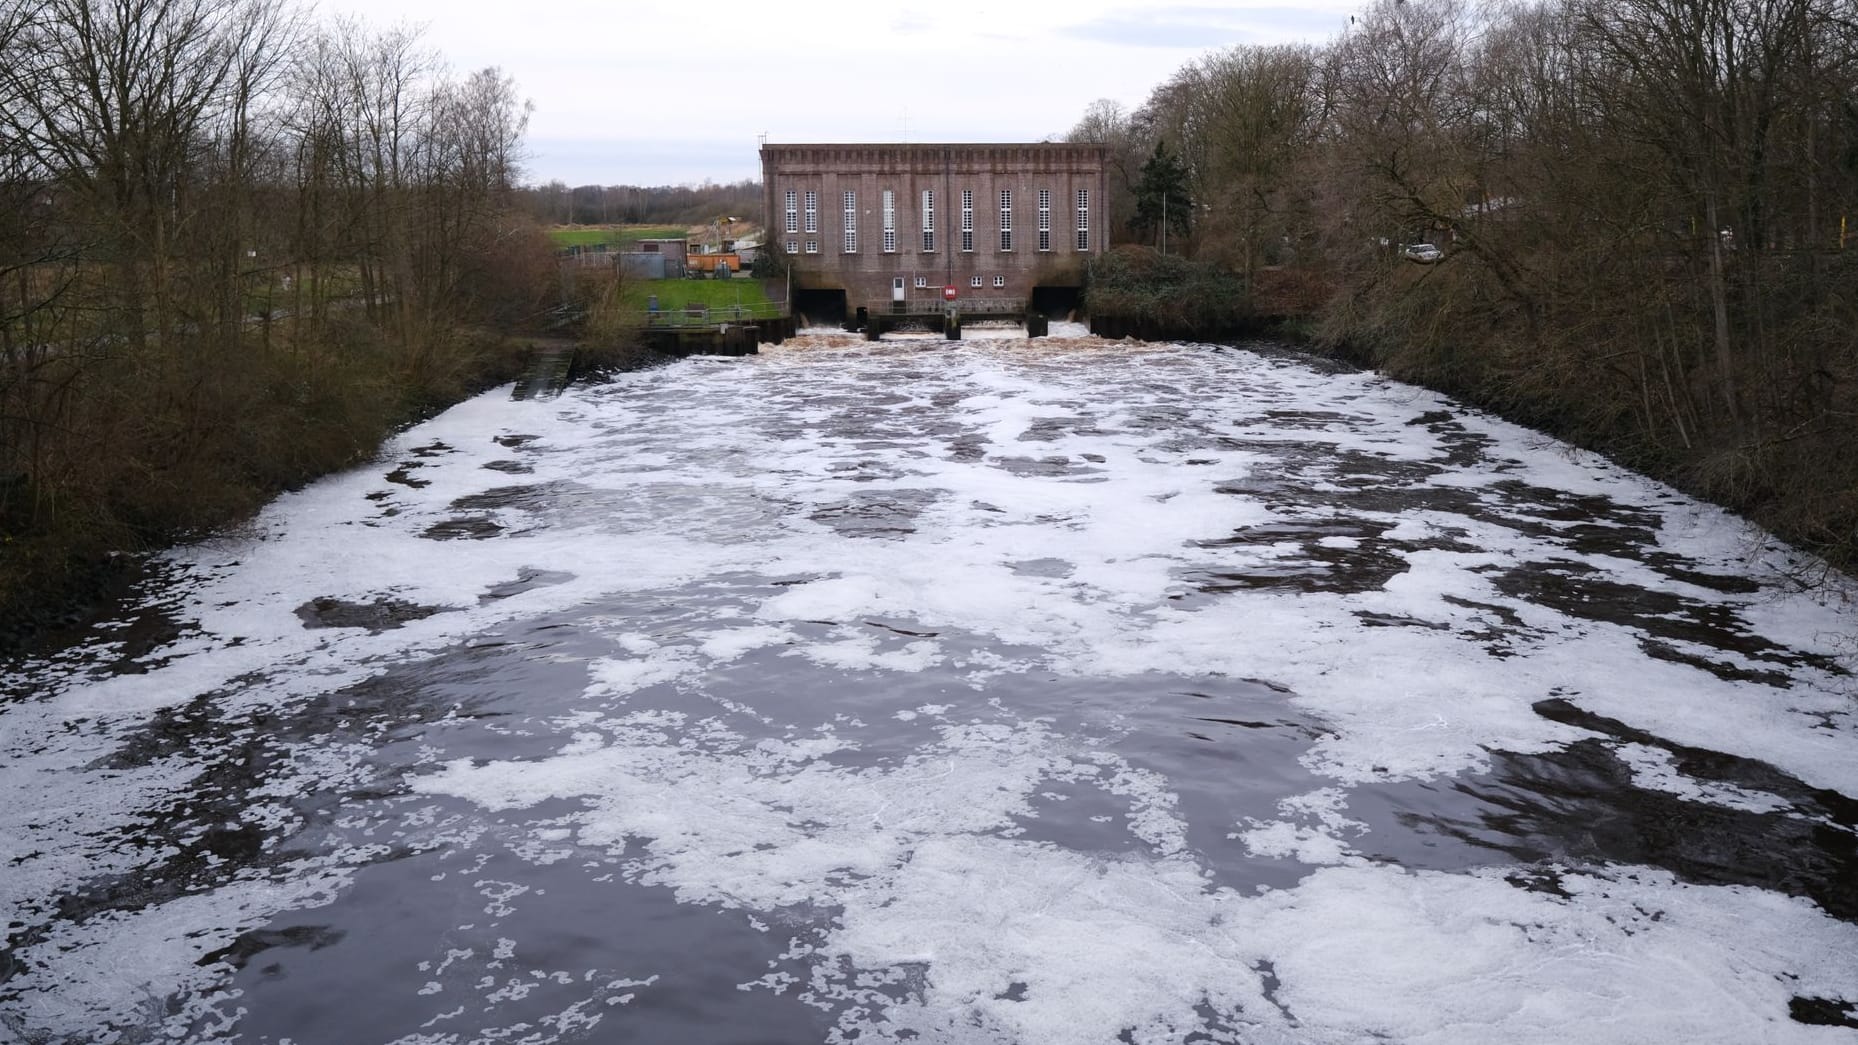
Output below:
[892,277,906,303]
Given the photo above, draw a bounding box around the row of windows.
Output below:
[908,275,1008,288]
[783,186,1090,253]
[784,237,1088,255]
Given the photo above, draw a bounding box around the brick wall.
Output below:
[761,143,1109,310]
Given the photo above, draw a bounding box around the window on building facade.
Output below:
[961,189,973,252]
[1076,188,1090,251]
[805,239,818,253]
[915,276,928,288]
[1038,188,1052,251]
[999,189,1013,251]
[993,275,1005,288]
[843,190,857,253]
[882,190,896,252]
[969,275,983,288]
[786,240,798,254]
[804,190,817,233]
[785,190,798,234]
[921,190,935,252]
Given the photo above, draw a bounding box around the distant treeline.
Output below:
[514,180,763,230]
[1076,0,1858,575]
[0,0,559,635]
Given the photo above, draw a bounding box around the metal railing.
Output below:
[642,302,788,328]
[952,297,1025,314]
[868,297,1025,315]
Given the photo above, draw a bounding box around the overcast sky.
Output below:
[316,0,1362,187]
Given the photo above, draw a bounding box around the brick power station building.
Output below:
[759,143,1109,320]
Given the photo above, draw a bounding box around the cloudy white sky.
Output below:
[316,0,1362,187]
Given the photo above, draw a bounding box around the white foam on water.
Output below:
[5,338,1856,1042]
[1236,788,1370,866]
[408,702,1858,1044]
[1612,742,1798,816]
[1241,864,1858,1045]
[3,870,349,1035]
[698,624,799,661]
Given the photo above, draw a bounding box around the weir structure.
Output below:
[636,303,796,357]
[761,142,1108,336]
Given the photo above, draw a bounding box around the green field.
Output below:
[624,278,774,311]
[618,278,779,326]
[549,225,687,249]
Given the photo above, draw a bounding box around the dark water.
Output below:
[2,338,1854,1044]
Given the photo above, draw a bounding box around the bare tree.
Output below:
[1169,44,1326,276]
[0,0,266,355]
[0,0,541,624]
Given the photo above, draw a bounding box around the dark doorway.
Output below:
[793,288,848,328]
[1031,285,1083,322]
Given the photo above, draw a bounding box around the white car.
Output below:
[1403,242,1444,263]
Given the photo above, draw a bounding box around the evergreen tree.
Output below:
[1132,140,1193,251]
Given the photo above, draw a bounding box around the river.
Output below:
[3,332,1855,1044]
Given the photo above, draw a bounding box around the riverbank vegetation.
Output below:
[1085,249,1251,340]
[0,0,556,637]
[1076,0,1858,577]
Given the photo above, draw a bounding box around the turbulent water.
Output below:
[3,331,1856,1045]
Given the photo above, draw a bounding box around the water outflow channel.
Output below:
[3,335,1856,1044]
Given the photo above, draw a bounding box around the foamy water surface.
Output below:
[3,331,1855,1043]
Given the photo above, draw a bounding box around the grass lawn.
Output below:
[548,225,688,249]
[617,225,690,247]
[623,278,775,312]
[618,278,780,326]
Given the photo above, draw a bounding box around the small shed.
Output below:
[619,252,668,279]
[625,238,688,278]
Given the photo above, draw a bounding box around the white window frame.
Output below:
[805,239,818,254]
[1076,188,1090,251]
[914,275,928,288]
[804,190,818,233]
[843,191,858,253]
[785,190,798,234]
[999,189,1013,252]
[992,275,1005,288]
[1038,188,1052,252]
[882,189,896,253]
[969,275,983,288]
[921,190,935,252]
[961,189,974,253]
[786,240,798,254]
